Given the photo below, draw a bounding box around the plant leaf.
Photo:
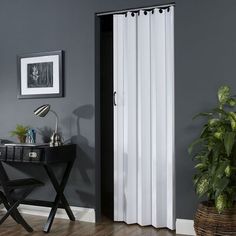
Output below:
[214,177,229,193]
[188,138,203,154]
[195,163,207,171]
[208,118,220,126]
[196,175,209,198]
[218,85,230,105]
[216,194,227,213]
[224,132,235,157]
[215,162,229,179]
[225,165,232,177]
[193,112,213,120]
[227,98,236,107]
[10,124,29,137]
[229,112,236,131]
[200,125,209,138]
[214,131,224,140]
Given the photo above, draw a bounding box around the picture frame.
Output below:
[17,50,63,99]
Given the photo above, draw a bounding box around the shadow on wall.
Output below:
[37,126,65,143]
[37,127,54,143]
[71,104,95,207]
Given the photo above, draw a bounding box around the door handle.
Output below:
[113,91,117,106]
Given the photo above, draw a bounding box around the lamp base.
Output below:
[50,132,63,147]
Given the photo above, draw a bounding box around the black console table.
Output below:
[0,144,76,233]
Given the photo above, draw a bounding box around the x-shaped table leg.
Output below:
[43,161,75,233]
[0,189,34,232]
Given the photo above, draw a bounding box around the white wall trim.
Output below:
[0,205,95,223]
[176,219,195,235]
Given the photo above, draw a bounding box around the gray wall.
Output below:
[175,0,236,219]
[0,0,236,219]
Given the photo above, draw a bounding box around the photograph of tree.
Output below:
[18,50,63,99]
[27,62,53,88]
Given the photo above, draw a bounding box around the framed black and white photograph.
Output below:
[17,51,63,99]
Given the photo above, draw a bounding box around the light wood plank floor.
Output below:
[0,214,187,236]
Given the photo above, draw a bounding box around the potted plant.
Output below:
[189,85,236,235]
[10,124,29,143]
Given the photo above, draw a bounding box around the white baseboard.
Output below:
[1,205,96,223]
[176,219,195,235]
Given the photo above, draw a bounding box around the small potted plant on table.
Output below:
[189,85,236,235]
[10,124,29,144]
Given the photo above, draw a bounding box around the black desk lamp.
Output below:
[34,104,63,147]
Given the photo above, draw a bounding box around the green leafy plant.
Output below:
[10,124,29,143]
[189,85,236,213]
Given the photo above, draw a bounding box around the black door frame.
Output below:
[95,14,114,222]
[95,14,101,222]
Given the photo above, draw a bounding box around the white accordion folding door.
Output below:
[113,6,175,229]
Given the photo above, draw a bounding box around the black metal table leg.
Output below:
[42,192,60,233]
[44,163,75,221]
[0,192,21,224]
[0,189,34,232]
[43,161,75,233]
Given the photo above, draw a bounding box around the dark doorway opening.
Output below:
[100,15,114,220]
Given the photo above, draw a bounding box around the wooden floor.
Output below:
[0,214,188,236]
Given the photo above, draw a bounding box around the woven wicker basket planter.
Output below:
[194,201,236,236]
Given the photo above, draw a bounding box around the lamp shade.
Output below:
[34,104,51,117]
